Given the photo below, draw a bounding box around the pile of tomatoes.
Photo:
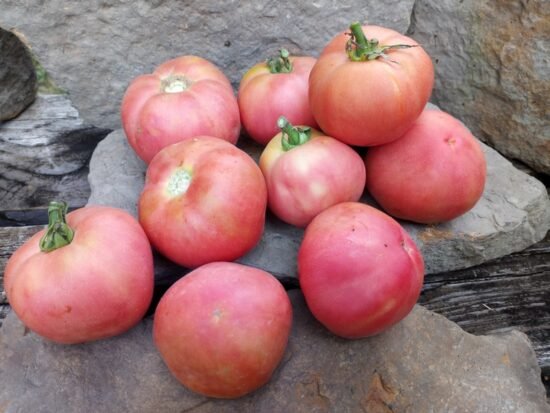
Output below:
[5,22,486,399]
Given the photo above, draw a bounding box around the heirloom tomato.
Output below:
[121,55,240,163]
[4,202,154,344]
[153,262,292,398]
[238,49,318,145]
[298,202,424,339]
[364,108,487,224]
[259,117,366,227]
[309,22,434,146]
[138,136,267,268]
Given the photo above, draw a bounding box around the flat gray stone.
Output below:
[87,129,550,276]
[1,290,548,412]
[408,0,550,174]
[0,0,415,130]
[87,127,146,215]
[0,26,37,121]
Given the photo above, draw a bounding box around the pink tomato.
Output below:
[259,117,366,227]
[138,136,267,268]
[153,262,292,398]
[238,49,318,145]
[364,109,487,223]
[298,202,424,339]
[4,202,154,344]
[309,22,434,146]
[121,55,240,163]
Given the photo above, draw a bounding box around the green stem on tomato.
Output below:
[346,21,417,62]
[267,49,293,74]
[39,201,74,252]
[278,116,311,151]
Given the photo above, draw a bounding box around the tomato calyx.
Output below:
[346,22,417,63]
[267,49,293,74]
[161,75,191,93]
[278,116,311,151]
[39,201,74,252]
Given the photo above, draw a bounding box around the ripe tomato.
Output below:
[309,22,434,146]
[298,202,424,339]
[153,262,292,398]
[259,117,366,227]
[138,136,267,268]
[364,109,487,223]
[238,49,318,145]
[4,202,154,344]
[121,55,240,163]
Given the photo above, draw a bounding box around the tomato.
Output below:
[298,202,424,339]
[153,261,292,398]
[121,55,240,163]
[138,136,267,268]
[238,49,318,145]
[4,202,154,344]
[364,109,487,224]
[309,22,434,146]
[259,117,366,227]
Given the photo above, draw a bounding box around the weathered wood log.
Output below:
[0,226,38,321]
[0,93,110,211]
[419,234,550,366]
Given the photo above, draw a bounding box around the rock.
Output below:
[404,140,550,273]
[0,290,548,412]
[0,0,415,129]
[0,26,37,121]
[87,128,146,215]
[408,0,550,174]
[87,129,550,276]
[0,93,110,210]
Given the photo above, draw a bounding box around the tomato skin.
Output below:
[153,262,292,398]
[309,25,434,147]
[238,56,318,145]
[138,136,267,268]
[121,55,240,163]
[259,128,366,227]
[4,206,154,344]
[298,202,424,339]
[365,109,487,224]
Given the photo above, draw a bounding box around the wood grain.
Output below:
[420,232,550,366]
[0,226,40,324]
[0,94,110,211]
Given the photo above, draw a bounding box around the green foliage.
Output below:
[31,53,65,95]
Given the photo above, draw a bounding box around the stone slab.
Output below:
[408,0,550,174]
[0,290,548,412]
[0,0,415,130]
[88,129,550,276]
